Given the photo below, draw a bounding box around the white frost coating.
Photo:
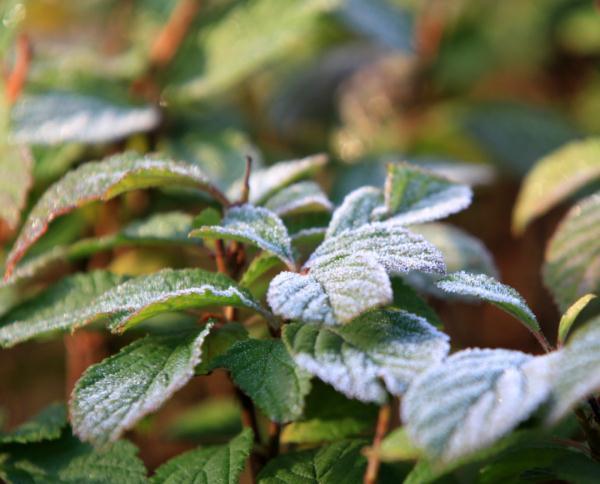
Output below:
[264,181,332,217]
[11,93,160,145]
[420,162,496,186]
[326,186,383,238]
[402,348,554,463]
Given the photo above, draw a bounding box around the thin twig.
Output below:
[5,33,31,105]
[214,239,228,274]
[238,155,253,205]
[235,387,261,483]
[266,421,281,460]
[532,330,553,354]
[364,403,391,484]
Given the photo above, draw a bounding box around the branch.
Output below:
[364,403,391,484]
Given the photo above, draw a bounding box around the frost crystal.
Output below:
[326,186,383,238]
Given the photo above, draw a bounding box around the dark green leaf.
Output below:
[0,403,67,445]
[195,323,248,375]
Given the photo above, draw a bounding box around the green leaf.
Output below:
[543,192,600,312]
[195,323,248,375]
[283,310,449,403]
[10,93,160,145]
[213,339,311,422]
[436,271,540,333]
[240,252,284,289]
[558,294,597,345]
[264,181,332,217]
[151,428,253,483]
[190,204,296,269]
[71,325,213,446]
[402,348,554,463]
[326,186,383,238]
[0,403,67,445]
[547,315,600,423]
[0,271,127,348]
[228,154,328,205]
[0,433,147,483]
[374,427,421,462]
[513,138,600,234]
[5,152,227,275]
[374,162,472,225]
[257,440,367,483]
[391,278,442,328]
[0,144,32,233]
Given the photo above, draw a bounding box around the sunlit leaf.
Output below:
[264,181,332,217]
[0,144,32,234]
[558,294,596,345]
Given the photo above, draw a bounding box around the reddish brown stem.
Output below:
[238,156,253,205]
[5,33,31,105]
[364,404,391,484]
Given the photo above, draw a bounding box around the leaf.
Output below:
[71,325,212,446]
[513,137,600,234]
[213,339,311,422]
[257,439,367,483]
[543,192,600,312]
[325,186,383,238]
[0,403,67,445]
[373,427,421,462]
[436,271,540,333]
[547,315,600,423]
[373,162,472,225]
[5,152,226,275]
[0,271,127,348]
[402,348,555,463]
[228,154,328,205]
[190,204,296,269]
[558,294,597,345]
[151,429,253,484]
[195,323,248,375]
[283,309,449,403]
[0,433,147,483]
[10,93,160,145]
[391,278,442,328]
[0,144,32,233]
[240,252,284,289]
[264,181,332,217]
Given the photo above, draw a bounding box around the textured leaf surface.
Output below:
[513,138,600,233]
[436,272,540,333]
[5,152,225,275]
[191,204,296,268]
[196,323,248,375]
[11,93,159,145]
[558,294,596,345]
[391,278,441,328]
[213,339,311,422]
[0,434,147,483]
[0,271,126,348]
[283,310,449,403]
[0,144,32,232]
[264,181,332,217]
[543,193,600,312]
[71,326,212,446]
[326,186,383,238]
[0,403,66,444]
[240,252,284,289]
[257,440,367,483]
[547,316,600,423]
[151,429,253,484]
[402,349,554,463]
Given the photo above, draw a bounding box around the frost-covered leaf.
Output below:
[264,181,332,217]
[0,144,32,233]
[436,271,540,333]
[543,192,600,312]
[283,309,449,403]
[195,323,248,375]
[547,315,600,423]
[257,439,367,483]
[11,93,160,145]
[228,154,328,204]
[373,162,472,225]
[326,186,383,238]
[402,349,555,463]
[391,278,441,328]
[0,271,126,348]
[0,433,147,483]
[240,252,284,289]
[151,428,253,484]
[190,204,296,268]
[0,403,66,445]
[71,326,212,446]
[213,339,311,422]
[558,294,596,345]
[5,152,226,275]
[513,138,600,234]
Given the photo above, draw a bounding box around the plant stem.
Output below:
[532,330,553,354]
[5,33,30,105]
[364,403,391,484]
[266,421,281,460]
[235,387,261,482]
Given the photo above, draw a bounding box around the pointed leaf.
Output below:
[0,403,67,445]
[213,339,311,422]
[240,252,284,289]
[283,309,449,403]
[326,186,383,238]
[71,326,212,446]
[436,271,540,333]
[558,294,596,345]
[264,181,332,217]
[402,348,555,463]
[11,93,160,145]
[191,204,296,268]
[151,429,253,484]
[257,440,367,483]
[547,315,600,423]
[0,144,32,233]
[5,152,226,275]
[543,192,600,312]
[513,138,600,233]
